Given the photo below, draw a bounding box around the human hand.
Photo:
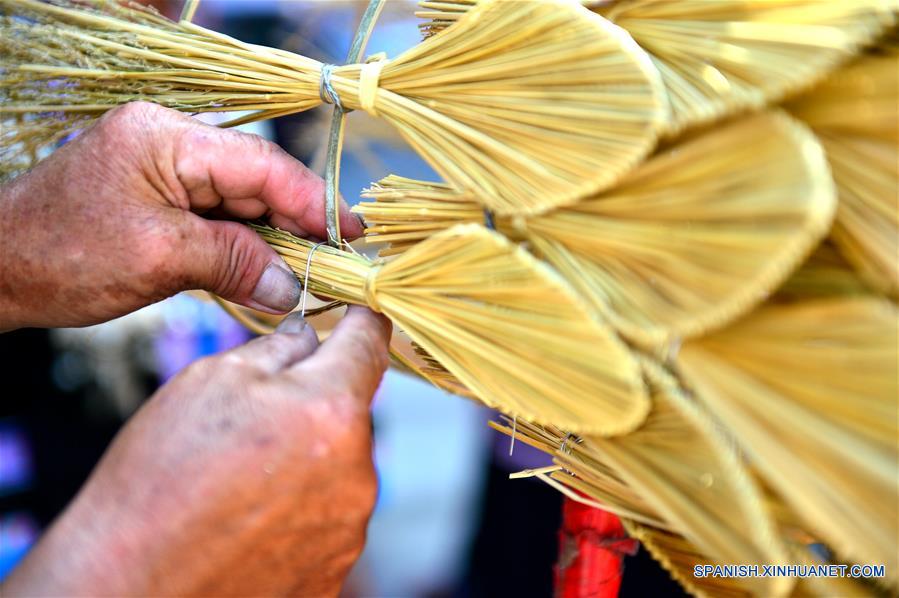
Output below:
[0,102,361,330]
[3,306,391,597]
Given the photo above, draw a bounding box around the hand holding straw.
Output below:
[356,111,837,351]
[254,222,650,436]
[0,0,668,215]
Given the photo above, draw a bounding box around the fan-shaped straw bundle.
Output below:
[356,111,837,349]
[622,515,878,598]
[491,360,791,597]
[775,241,876,301]
[678,297,899,580]
[387,330,475,399]
[621,521,753,598]
[786,46,899,298]
[0,0,668,214]
[417,0,897,136]
[255,223,649,435]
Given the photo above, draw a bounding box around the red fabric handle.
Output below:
[554,497,638,598]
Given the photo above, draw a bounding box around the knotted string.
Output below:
[483,209,496,231]
[318,56,386,117]
[300,242,326,318]
[318,64,347,113]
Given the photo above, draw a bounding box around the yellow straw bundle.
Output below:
[598,0,897,135]
[492,360,790,597]
[417,0,897,136]
[0,0,668,214]
[775,241,875,301]
[622,518,878,598]
[678,297,899,579]
[388,330,475,399]
[786,47,899,298]
[256,223,649,436]
[356,111,836,350]
[622,521,752,598]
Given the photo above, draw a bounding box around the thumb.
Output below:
[182,217,301,314]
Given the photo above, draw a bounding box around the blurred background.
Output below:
[0,2,683,595]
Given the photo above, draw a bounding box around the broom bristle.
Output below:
[257,223,650,436]
[786,50,899,298]
[356,111,837,351]
[0,0,668,215]
[417,0,897,135]
[621,521,753,598]
[623,517,880,598]
[493,359,791,597]
[599,0,897,135]
[678,297,899,579]
[388,330,475,398]
[775,241,874,301]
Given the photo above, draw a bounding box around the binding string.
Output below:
[561,432,582,456]
[318,64,347,113]
[300,242,326,319]
[483,209,496,231]
[322,0,386,248]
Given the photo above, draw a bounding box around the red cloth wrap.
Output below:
[554,497,638,598]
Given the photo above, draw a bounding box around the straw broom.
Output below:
[417,1,897,136]
[786,45,899,299]
[622,516,879,598]
[0,0,668,215]
[356,111,837,350]
[657,252,897,593]
[775,241,876,302]
[621,474,879,598]
[387,330,476,399]
[498,395,886,597]
[597,1,898,136]
[254,222,650,436]
[621,521,752,598]
[492,359,791,597]
[677,296,899,581]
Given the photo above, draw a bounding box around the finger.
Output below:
[223,312,319,374]
[169,117,363,239]
[176,217,302,314]
[292,305,391,400]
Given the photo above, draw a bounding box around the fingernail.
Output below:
[252,262,301,312]
[275,311,307,334]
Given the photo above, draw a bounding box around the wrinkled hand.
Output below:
[4,307,391,597]
[0,102,361,330]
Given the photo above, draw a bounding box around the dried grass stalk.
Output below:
[356,111,836,351]
[678,297,899,580]
[418,0,897,136]
[255,223,649,436]
[621,521,752,598]
[786,47,899,298]
[387,330,475,399]
[775,241,875,302]
[622,518,878,598]
[0,0,668,214]
[493,359,790,597]
[598,0,897,135]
